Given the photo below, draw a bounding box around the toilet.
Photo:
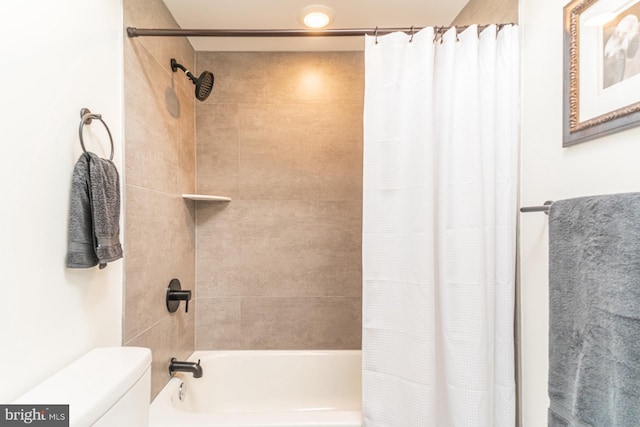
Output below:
[13,347,151,427]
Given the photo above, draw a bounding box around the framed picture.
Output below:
[564,0,640,146]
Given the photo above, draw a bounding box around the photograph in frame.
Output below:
[602,3,640,89]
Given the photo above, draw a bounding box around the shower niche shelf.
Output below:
[182,194,231,202]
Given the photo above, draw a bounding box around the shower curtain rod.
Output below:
[126,24,507,38]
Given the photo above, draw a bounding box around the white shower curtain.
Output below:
[362,25,519,427]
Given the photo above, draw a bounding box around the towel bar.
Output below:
[79,108,114,161]
[520,201,553,214]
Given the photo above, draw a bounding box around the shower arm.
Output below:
[170,59,198,84]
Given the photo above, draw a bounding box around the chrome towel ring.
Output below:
[79,107,114,161]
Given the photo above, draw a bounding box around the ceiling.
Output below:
[161,0,470,51]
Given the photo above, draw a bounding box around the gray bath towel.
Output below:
[548,193,640,427]
[65,152,122,269]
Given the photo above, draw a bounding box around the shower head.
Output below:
[170,58,214,101]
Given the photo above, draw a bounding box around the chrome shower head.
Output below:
[170,58,215,101]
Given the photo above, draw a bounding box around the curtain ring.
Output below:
[409,25,415,43]
[374,26,379,44]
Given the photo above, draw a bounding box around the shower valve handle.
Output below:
[170,290,191,312]
[166,279,192,313]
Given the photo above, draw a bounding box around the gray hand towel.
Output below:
[65,154,98,268]
[65,152,122,269]
[548,193,640,427]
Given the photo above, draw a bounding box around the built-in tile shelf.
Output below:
[182,194,231,202]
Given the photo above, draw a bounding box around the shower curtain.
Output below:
[362,25,519,427]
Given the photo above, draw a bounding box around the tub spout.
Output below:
[169,358,203,378]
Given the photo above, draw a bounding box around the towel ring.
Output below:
[79,107,114,161]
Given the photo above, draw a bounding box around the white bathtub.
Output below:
[149,350,362,427]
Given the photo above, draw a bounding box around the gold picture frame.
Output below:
[564,0,640,146]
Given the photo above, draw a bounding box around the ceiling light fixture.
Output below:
[299,5,335,29]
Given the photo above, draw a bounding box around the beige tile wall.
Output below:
[195,52,363,350]
[123,0,196,399]
[451,0,518,26]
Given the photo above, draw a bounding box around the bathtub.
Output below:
[149,350,362,427]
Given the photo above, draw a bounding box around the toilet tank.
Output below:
[14,347,151,427]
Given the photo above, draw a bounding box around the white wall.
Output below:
[520,0,640,425]
[0,1,124,401]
